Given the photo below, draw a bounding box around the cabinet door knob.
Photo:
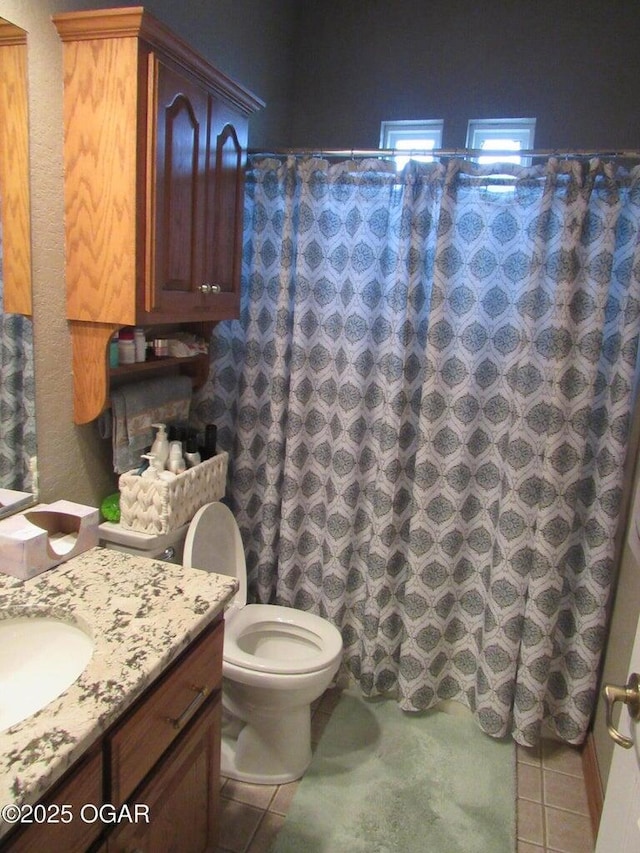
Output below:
[199,283,221,294]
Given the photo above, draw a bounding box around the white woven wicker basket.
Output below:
[118,451,228,534]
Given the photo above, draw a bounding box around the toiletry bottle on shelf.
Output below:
[168,441,186,474]
[118,327,135,364]
[184,436,201,468]
[153,338,169,358]
[201,424,217,460]
[109,332,119,368]
[150,424,170,470]
[169,423,188,444]
[134,327,146,362]
[140,454,160,478]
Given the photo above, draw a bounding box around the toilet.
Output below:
[183,501,343,785]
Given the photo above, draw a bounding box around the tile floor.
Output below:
[216,686,596,853]
[516,739,595,853]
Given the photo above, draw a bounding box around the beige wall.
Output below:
[0,0,114,508]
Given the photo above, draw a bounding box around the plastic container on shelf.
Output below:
[134,327,146,362]
[118,328,135,365]
[109,333,119,368]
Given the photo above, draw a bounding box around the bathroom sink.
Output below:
[0,616,94,732]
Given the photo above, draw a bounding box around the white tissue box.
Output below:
[118,451,228,535]
[0,500,99,580]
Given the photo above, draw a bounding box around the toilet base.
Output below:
[220,703,312,785]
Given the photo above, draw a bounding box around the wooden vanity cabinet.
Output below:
[2,617,224,853]
[108,615,223,807]
[106,617,224,852]
[4,749,103,853]
[52,7,264,424]
[107,696,221,853]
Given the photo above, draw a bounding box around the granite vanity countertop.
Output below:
[0,547,237,838]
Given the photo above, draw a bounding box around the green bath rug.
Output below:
[271,689,516,853]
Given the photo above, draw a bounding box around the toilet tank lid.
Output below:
[99,521,189,551]
[183,502,247,606]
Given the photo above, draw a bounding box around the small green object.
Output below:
[101,492,121,523]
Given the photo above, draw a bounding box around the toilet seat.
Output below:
[183,501,247,606]
[184,502,342,674]
[224,603,343,675]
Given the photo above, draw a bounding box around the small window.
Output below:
[380,120,444,169]
[466,118,536,165]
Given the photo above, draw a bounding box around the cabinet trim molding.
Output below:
[53,6,265,116]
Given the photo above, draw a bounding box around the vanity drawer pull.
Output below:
[169,685,209,730]
[109,618,223,806]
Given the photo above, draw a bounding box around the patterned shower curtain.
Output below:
[0,218,36,491]
[198,154,640,746]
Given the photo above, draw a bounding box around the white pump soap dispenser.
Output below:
[150,423,170,470]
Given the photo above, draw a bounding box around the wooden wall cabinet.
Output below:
[0,19,31,315]
[52,7,263,423]
[3,617,224,853]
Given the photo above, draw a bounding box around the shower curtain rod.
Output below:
[249,147,640,160]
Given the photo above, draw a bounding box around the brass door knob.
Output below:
[603,672,640,749]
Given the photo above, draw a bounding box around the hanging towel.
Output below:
[109,375,192,474]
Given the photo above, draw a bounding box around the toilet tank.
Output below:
[98,521,189,564]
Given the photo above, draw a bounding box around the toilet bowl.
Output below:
[184,501,343,784]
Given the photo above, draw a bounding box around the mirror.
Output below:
[0,17,36,517]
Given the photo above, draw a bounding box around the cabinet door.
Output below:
[203,99,249,320]
[5,748,103,853]
[148,57,210,318]
[109,619,223,807]
[108,694,221,853]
